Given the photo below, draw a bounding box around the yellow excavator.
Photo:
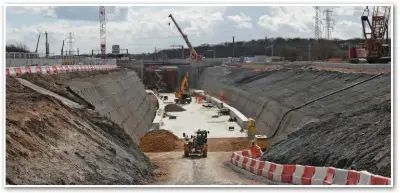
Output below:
[174,72,192,104]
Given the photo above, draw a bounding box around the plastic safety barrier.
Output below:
[229,150,391,186]
[6,64,118,77]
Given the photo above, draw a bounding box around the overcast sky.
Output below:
[6,5,385,55]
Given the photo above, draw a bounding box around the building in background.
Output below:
[112,45,120,54]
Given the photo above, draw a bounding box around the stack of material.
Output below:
[140,130,179,152]
[164,104,186,112]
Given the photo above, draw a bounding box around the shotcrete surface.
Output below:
[198,66,391,177]
[6,74,155,185]
[66,69,156,143]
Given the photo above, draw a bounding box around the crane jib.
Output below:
[168,13,202,63]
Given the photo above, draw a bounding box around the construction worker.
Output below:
[251,140,262,159]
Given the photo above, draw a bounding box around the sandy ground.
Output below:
[142,137,251,153]
[180,138,252,152]
[146,152,271,185]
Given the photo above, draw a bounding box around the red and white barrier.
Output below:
[311,167,328,185]
[281,165,296,184]
[292,165,305,185]
[242,156,249,169]
[230,150,391,186]
[370,175,390,185]
[358,171,372,185]
[332,168,349,185]
[346,170,361,185]
[5,64,118,77]
[323,167,335,185]
[261,161,271,178]
[272,164,283,182]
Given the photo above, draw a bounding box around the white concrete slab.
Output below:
[158,93,176,104]
[160,95,248,139]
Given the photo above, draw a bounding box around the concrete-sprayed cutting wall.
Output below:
[199,77,288,138]
[197,66,391,142]
[178,64,213,88]
[116,60,144,81]
[67,69,156,143]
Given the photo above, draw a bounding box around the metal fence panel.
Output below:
[6,52,116,67]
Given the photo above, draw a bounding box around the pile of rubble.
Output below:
[140,130,179,152]
[164,104,186,112]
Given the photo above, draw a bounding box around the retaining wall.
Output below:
[6,64,157,143]
[146,90,165,131]
[116,60,144,81]
[66,70,156,143]
[200,93,249,131]
[199,73,286,138]
[198,66,390,140]
[198,66,391,177]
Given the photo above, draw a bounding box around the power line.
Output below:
[314,6,322,40]
[67,32,75,55]
[323,8,335,40]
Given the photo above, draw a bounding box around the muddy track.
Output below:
[147,152,272,185]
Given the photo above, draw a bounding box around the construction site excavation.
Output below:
[5,5,392,187]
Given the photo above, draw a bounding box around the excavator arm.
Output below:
[175,72,189,99]
[168,14,203,63]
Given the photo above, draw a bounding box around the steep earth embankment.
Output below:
[65,69,156,143]
[198,66,391,177]
[6,70,157,185]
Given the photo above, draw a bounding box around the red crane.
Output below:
[168,14,203,64]
[361,6,391,63]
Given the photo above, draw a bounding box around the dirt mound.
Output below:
[143,137,251,152]
[164,104,186,112]
[6,76,155,185]
[207,138,250,152]
[140,130,179,152]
